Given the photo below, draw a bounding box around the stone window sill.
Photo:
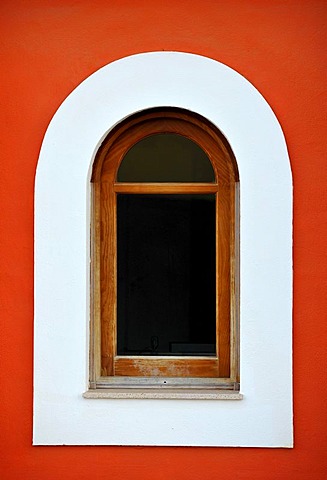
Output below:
[83,389,243,400]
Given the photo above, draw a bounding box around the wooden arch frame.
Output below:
[90,108,239,389]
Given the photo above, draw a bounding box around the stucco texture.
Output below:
[1,1,326,479]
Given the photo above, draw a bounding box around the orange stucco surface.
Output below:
[1,1,326,478]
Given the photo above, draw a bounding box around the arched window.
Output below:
[90,108,239,390]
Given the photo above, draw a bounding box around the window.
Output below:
[89,108,239,391]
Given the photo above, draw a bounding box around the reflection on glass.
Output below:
[117,194,216,356]
[117,133,215,182]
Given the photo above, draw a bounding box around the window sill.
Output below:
[83,388,243,400]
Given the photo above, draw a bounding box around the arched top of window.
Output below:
[117,133,215,183]
[92,108,239,185]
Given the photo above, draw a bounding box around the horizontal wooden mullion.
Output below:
[114,356,219,378]
[113,183,218,194]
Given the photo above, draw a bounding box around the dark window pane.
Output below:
[117,134,215,183]
[117,194,216,356]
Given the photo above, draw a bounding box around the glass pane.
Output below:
[117,133,215,182]
[117,194,216,356]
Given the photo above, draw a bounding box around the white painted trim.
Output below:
[34,52,293,447]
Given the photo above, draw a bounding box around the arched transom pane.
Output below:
[117,133,215,182]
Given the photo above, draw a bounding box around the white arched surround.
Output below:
[34,52,292,447]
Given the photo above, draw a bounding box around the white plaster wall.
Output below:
[34,52,293,446]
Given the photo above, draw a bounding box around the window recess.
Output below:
[89,108,239,394]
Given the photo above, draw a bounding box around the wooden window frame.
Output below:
[90,108,239,390]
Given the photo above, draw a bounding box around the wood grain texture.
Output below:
[230,183,240,383]
[217,183,231,377]
[100,182,116,376]
[114,357,219,378]
[89,182,101,386]
[114,183,218,194]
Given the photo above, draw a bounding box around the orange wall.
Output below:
[1,1,326,478]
